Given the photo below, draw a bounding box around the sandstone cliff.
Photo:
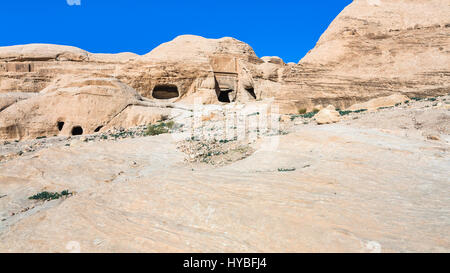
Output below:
[0,0,448,140]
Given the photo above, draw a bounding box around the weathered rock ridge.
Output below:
[0,0,449,140]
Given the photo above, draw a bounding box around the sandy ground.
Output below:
[0,96,449,252]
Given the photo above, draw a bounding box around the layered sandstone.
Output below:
[0,0,448,140]
[0,77,164,139]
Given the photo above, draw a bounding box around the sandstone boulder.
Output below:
[315,105,341,125]
[261,56,284,65]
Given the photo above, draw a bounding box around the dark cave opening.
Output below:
[57,121,65,131]
[94,126,103,133]
[246,87,256,99]
[218,90,232,103]
[152,84,179,99]
[71,126,83,136]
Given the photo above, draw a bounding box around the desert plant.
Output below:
[338,110,352,116]
[144,121,174,136]
[339,109,367,116]
[298,108,307,114]
[301,111,318,119]
[145,124,168,136]
[290,110,320,120]
[165,120,175,129]
[278,167,296,172]
[28,190,72,201]
[377,106,393,110]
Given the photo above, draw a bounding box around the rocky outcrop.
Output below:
[293,0,449,107]
[347,94,409,111]
[140,35,258,63]
[0,44,89,62]
[0,77,161,140]
[315,105,341,125]
[0,92,36,112]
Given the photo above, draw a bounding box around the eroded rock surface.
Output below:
[0,96,449,252]
[0,76,166,139]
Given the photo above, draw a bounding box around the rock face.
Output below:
[141,35,257,62]
[0,77,162,139]
[0,44,89,62]
[0,0,449,140]
[295,0,449,106]
[0,92,36,112]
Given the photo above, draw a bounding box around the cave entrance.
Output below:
[246,87,256,99]
[152,84,179,99]
[94,126,103,133]
[71,126,83,136]
[218,90,232,103]
[57,121,65,131]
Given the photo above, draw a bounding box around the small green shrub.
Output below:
[298,108,307,114]
[278,167,296,172]
[338,109,367,116]
[28,190,72,201]
[165,121,175,129]
[145,125,168,136]
[338,110,352,116]
[219,138,235,144]
[301,111,318,119]
[290,109,320,120]
[144,121,174,136]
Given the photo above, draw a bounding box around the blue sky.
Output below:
[0,0,352,63]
